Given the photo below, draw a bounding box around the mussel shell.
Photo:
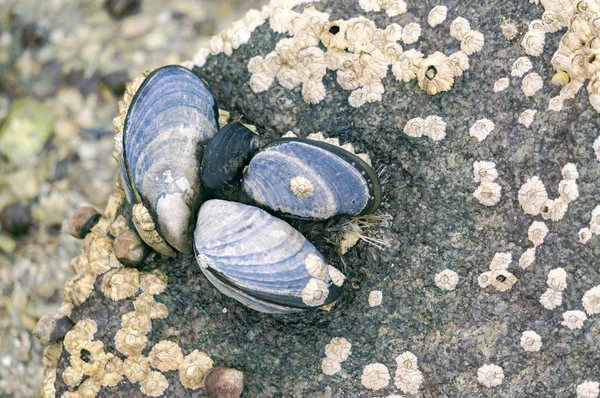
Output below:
[121,65,219,254]
[201,122,262,200]
[193,200,342,313]
[240,138,382,220]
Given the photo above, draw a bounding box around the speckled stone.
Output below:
[53,0,599,397]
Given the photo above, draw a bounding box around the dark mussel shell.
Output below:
[121,65,219,255]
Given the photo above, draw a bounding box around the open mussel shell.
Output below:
[201,122,263,201]
[239,138,382,220]
[193,200,343,313]
[121,65,219,255]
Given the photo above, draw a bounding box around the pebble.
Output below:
[0,203,33,237]
[120,14,154,38]
[104,0,141,19]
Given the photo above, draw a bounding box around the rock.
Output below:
[32,312,74,345]
[0,203,33,237]
[205,367,244,398]
[104,0,141,19]
[63,206,101,239]
[19,22,48,48]
[120,14,154,38]
[113,229,150,266]
[0,98,53,168]
[0,234,16,253]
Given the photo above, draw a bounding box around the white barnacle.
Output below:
[511,57,533,77]
[547,268,567,291]
[520,330,542,352]
[395,351,418,371]
[325,337,352,362]
[541,198,569,222]
[394,369,423,395]
[448,51,470,77]
[358,0,381,12]
[548,96,564,112]
[361,363,390,391]
[345,16,377,53]
[561,163,579,181]
[449,17,471,40]
[368,290,383,307]
[594,137,600,161]
[518,176,548,216]
[501,19,519,41]
[290,176,315,199]
[302,79,326,104]
[469,118,495,141]
[249,73,274,93]
[269,7,299,34]
[461,30,485,55]
[301,278,329,306]
[522,73,544,96]
[403,117,426,138]
[577,381,600,398]
[385,0,408,17]
[424,115,447,141]
[473,161,498,183]
[434,269,459,291]
[328,266,346,287]
[558,179,579,203]
[521,29,545,57]
[528,221,549,247]
[491,270,517,292]
[582,285,600,315]
[392,49,424,82]
[562,310,587,330]
[493,78,510,93]
[518,109,537,128]
[304,253,327,279]
[428,6,447,27]
[478,271,493,288]
[519,247,536,269]
[321,21,348,50]
[473,182,502,206]
[401,23,422,45]
[321,357,341,375]
[477,364,504,388]
[540,288,563,310]
[591,205,600,234]
[579,228,593,244]
[417,52,454,95]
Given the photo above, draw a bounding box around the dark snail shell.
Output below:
[193,200,344,313]
[239,137,382,220]
[201,122,262,201]
[121,65,219,255]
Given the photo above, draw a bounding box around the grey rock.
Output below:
[33,312,74,345]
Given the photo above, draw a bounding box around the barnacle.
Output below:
[594,137,600,161]
[521,29,545,56]
[547,268,567,291]
[491,270,517,292]
[302,80,327,104]
[368,290,383,307]
[493,78,510,93]
[469,118,495,141]
[561,163,579,181]
[548,96,565,111]
[122,311,152,336]
[348,83,385,107]
[461,30,485,55]
[179,350,214,390]
[98,354,124,387]
[358,0,381,12]
[562,310,587,330]
[473,182,502,206]
[434,269,459,291]
[591,205,600,234]
[424,115,447,141]
[512,57,533,77]
[70,340,106,376]
[395,351,418,371]
[394,368,423,395]
[540,288,563,310]
[63,366,84,387]
[345,17,377,53]
[520,330,542,352]
[518,248,536,269]
[579,227,593,244]
[522,73,544,96]
[290,176,315,199]
[302,278,329,306]
[384,0,408,17]
[122,356,151,383]
[322,357,342,375]
[325,337,352,362]
[473,161,498,183]
[448,51,470,77]
[428,6,447,27]
[501,19,519,41]
[528,221,549,246]
[140,270,168,295]
[78,378,101,397]
[577,381,600,398]
[558,179,580,203]
[403,117,426,138]
[149,341,184,372]
[321,21,348,50]
[361,363,390,391]
[518,109,537,127]
[490,252,512,270]
[541,198,568,222]
[115,328,148,357]
[328,266,347,287]
[392,49,424,83]
[134,293,169,319]
[401,23,421,44]
[64,272,95,307]
[477,364,504,387]
[417,52,454,95]
[582,285,600,315]
[101,268,140,301]
[518,176,548,216]
[450,17,471,40]
[140,371,169,397]
[478,272,493,288]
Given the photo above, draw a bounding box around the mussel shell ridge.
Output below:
[193,200,343,312]
[240,138,382,220]
[121,65,219,254]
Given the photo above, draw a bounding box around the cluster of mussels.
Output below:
[118,65,382,314]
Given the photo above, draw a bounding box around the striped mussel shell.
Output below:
[238,132,382,220]
[121,65,219,256]
[193,200,345,313]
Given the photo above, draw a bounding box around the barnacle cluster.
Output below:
[472,161,502,206]
[478,252,517,292]
[403,115,447,141]
[540,268,568,310]
[322,337,352,375]
[579,204,600,244]
[394,351,423,394]
[562,310,587,329]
